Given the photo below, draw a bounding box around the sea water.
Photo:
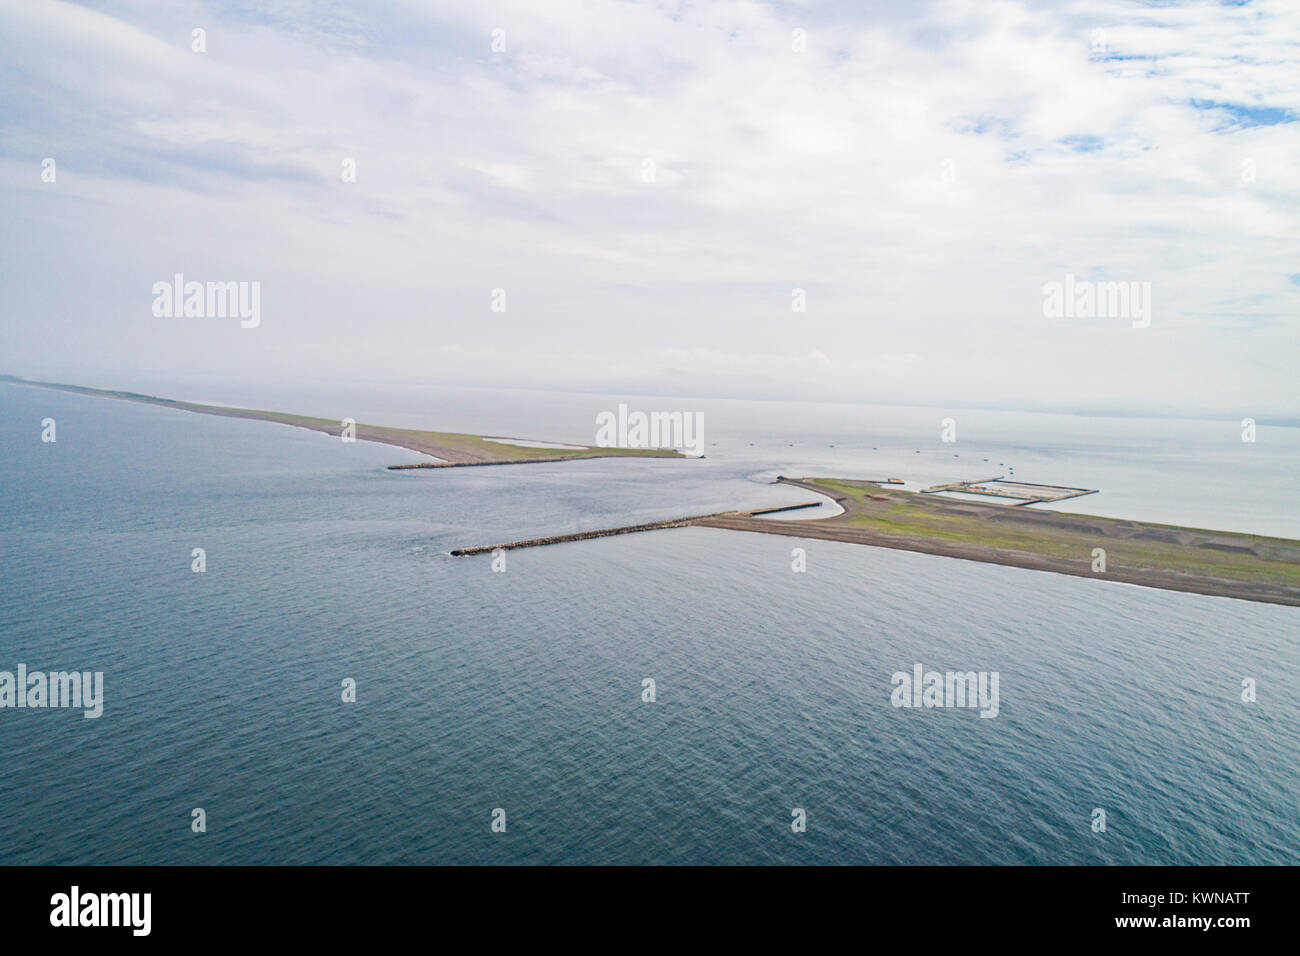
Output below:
[0,381,1296,864]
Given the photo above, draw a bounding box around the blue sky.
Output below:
[1,0,1297,416]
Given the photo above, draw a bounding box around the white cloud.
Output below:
[0,0,1297,416]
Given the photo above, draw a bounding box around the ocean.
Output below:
[1,380,1296,864]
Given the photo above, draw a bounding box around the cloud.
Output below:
[0,0,1297,416]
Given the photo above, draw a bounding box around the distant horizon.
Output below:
[5,366,1298,429]
[3,0,1298,418]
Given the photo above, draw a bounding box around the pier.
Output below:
[450,500,825,555]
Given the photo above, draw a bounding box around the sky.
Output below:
[1,0,1297,418]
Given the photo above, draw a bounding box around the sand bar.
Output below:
[2,376,685,467]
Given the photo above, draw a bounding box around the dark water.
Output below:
[1,383,1297,864]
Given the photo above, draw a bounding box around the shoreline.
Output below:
[1,376,686,467]
[453,476,1300,605]
[690,478,1300,607]
[12,374,1297,605]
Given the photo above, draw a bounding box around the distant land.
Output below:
[11,374,1297,605]
[0,375,685,467]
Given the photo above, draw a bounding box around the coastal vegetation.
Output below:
[694,478,1300,606]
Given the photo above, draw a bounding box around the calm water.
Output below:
[1,381,1297,864]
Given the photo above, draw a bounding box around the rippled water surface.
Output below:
[1,382,1296,864]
